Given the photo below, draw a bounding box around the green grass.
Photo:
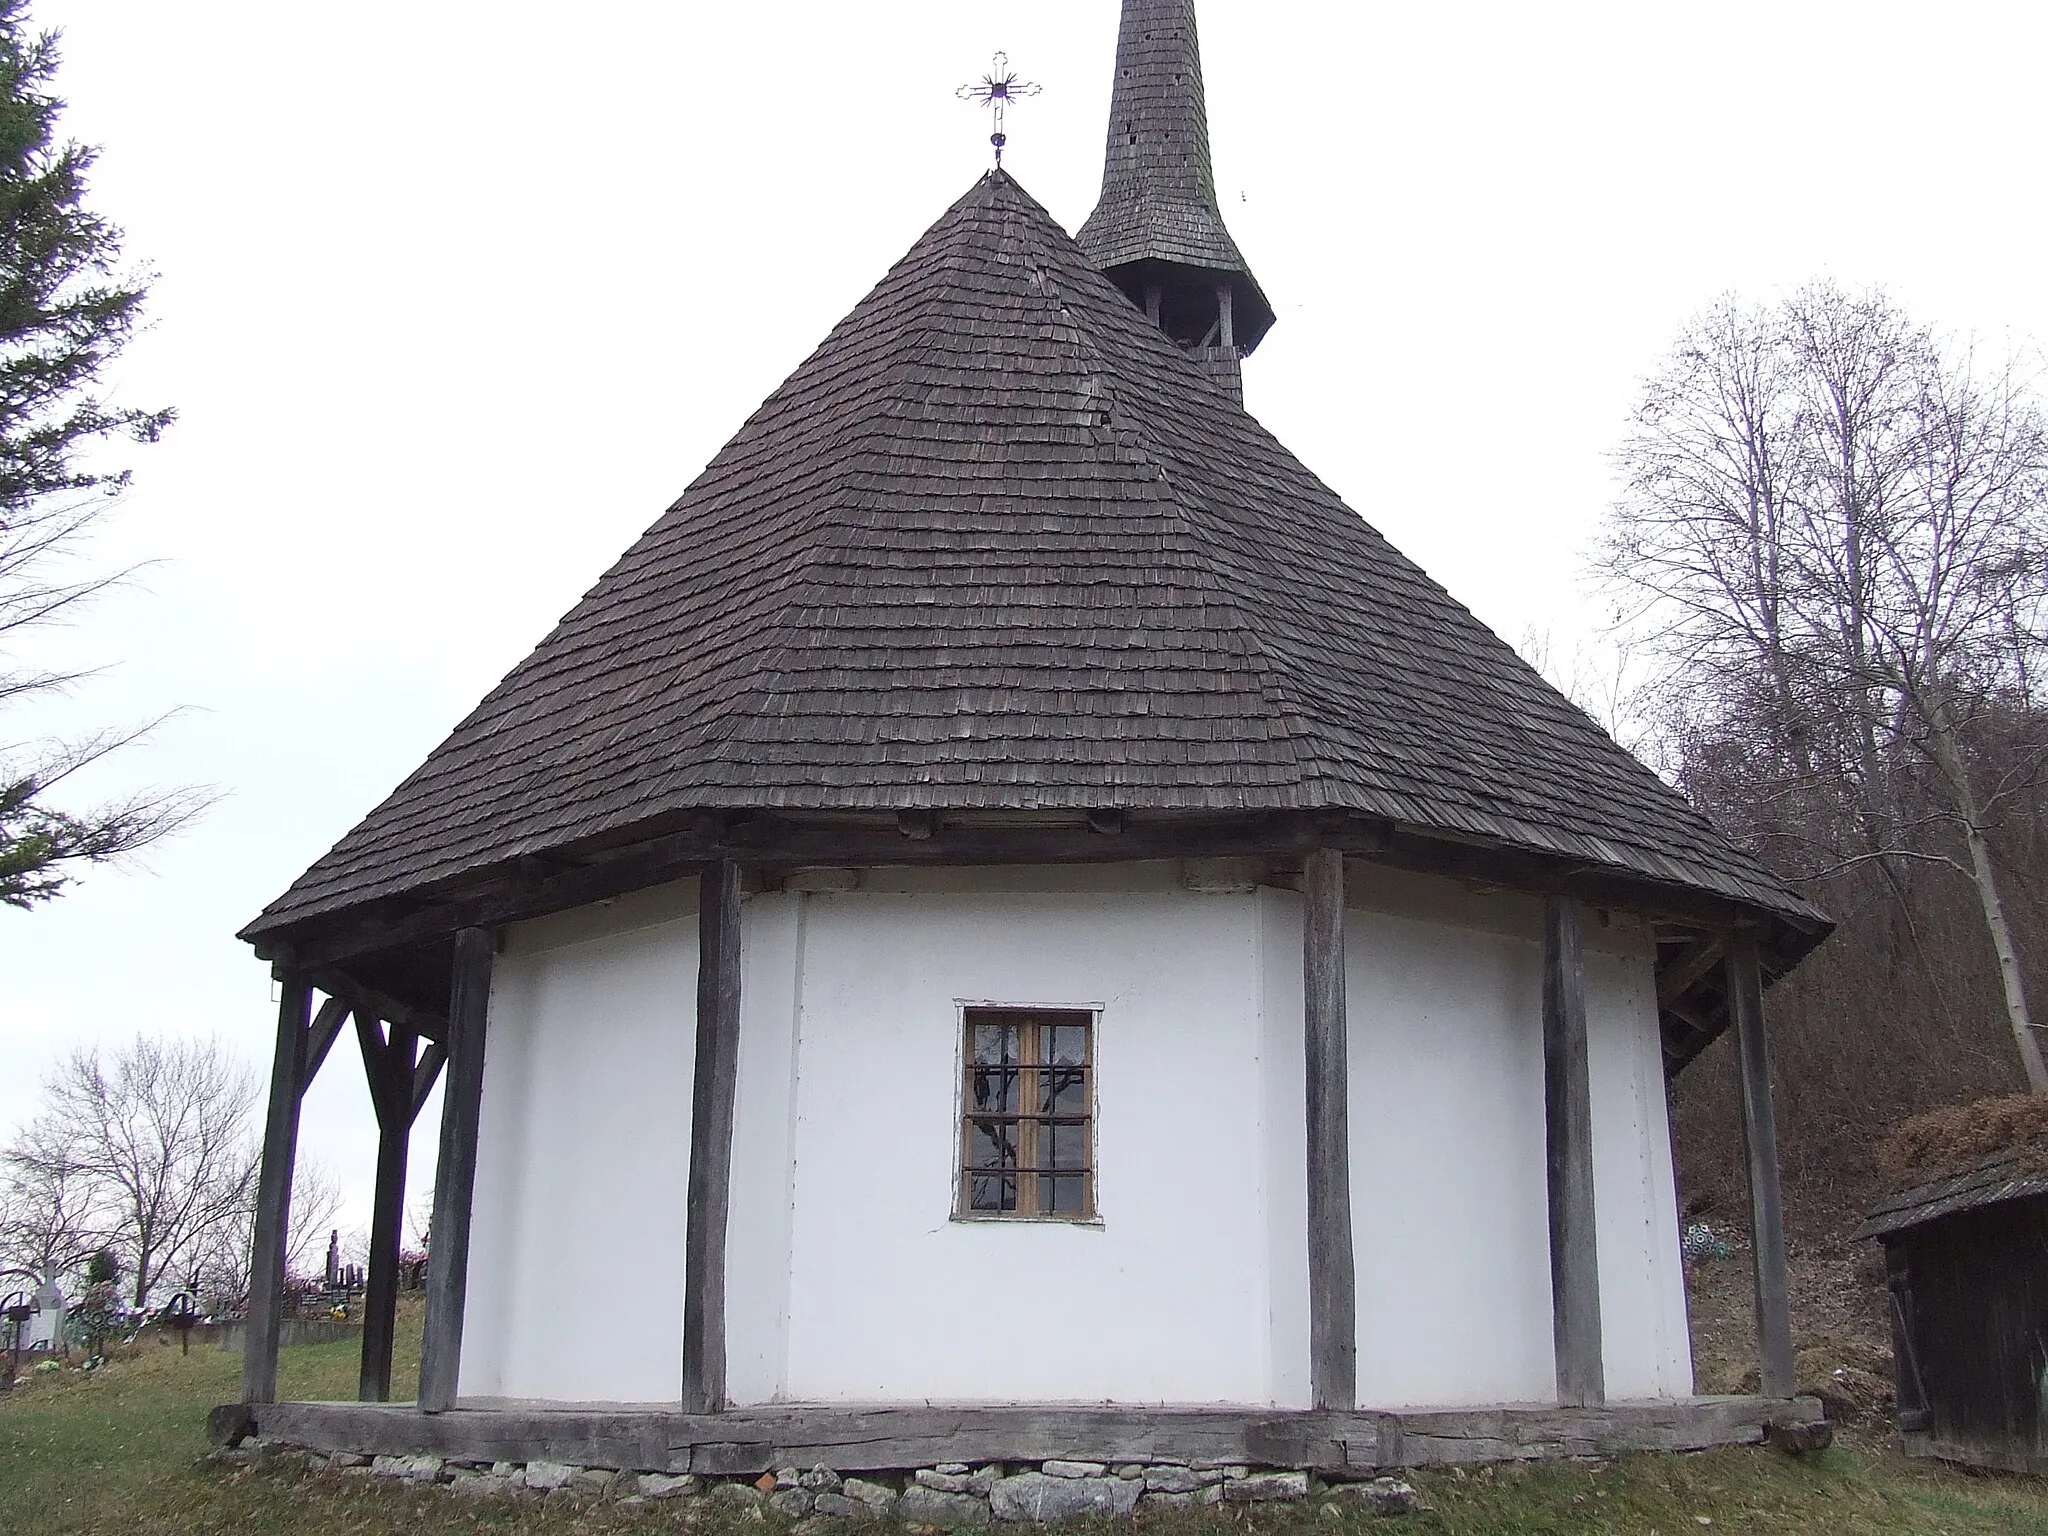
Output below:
[5,1322,2048,1534]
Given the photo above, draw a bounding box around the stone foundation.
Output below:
[214,1440,1426,1523]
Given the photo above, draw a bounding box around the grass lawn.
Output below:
[5,1322,2048,1535]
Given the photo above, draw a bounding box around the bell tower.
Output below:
[1076,0,1274,401]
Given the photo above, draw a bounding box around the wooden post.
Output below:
[419,928,493,1413]
[1302,848,1357,1411]
[357,1014,418,1403]
[682,860,744,1414]
[242,969,313,1405]
[1728,929,1796,1398]
[1543,897,1604,1407]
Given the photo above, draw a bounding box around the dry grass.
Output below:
[1880,1092,2048,1188]
[7,1303,2048,1535]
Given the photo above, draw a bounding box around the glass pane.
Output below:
[1042,1066,1087,1114]
[971,1067,1019,1113]
[1049,1024,1088,1065]
[970,1175,1016,1213]
[972,1023,1018,1065]
[1048,1121,1086,1171]
[1047,1175,1086,1215]
[969,1121,1018,1170]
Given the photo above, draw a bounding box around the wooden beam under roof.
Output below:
[252,809,1823,981]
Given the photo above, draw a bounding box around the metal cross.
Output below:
[956,51,1041,168]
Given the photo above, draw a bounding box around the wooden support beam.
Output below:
[233,1394,1829,1478]
[299,995,351,1096]
[309,966,446,1042]
[418,928,493,1413]
[1302,848,1357,1411]
[1728,929,1796,1398]
[410,1042,448,1123]
[1543,897,1605,1407]
[1656,935,1727,1009]
[242,970,313,1405]
[357,1014,418,1403]
[682,860,744,1414]
[263,813,1404,970]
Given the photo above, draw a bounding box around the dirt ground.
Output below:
[1682,1217,1897,1429]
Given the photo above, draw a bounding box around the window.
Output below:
[959,1008,1095,1219]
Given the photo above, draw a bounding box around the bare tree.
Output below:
[0,1117,104,1285]
[188,1156,343,1314]
[17,1036,258,1306]
[1599,282,2048,1088]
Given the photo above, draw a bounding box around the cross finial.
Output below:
[956,51,1041,168]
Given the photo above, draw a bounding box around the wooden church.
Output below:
[224,0,1830,1477]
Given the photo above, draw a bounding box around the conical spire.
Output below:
[1077,0,1274,376]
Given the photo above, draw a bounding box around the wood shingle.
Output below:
[245,172,1821,943]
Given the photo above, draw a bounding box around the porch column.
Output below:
[1727,928,1796,1398]
[1303,848,1357,1410]
[683,860,745,1413]
[419,927,494,1413]
[1543,897,1604,1406]
[357,1013,440,1402]
[241,968,313,1405]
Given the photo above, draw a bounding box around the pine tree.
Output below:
[0,0,182,908]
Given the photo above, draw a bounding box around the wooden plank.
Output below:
[310,966,446,1041]
[1543,897,1604,1407]
[262,804,1822,982]
[1882,1243,1931,1433]
[410,1041,448,1124]
[237,1395,1826,1475]
[1728,929,1796,1399]
[352,1005,387,1102]
[683,860,744,1414]
[1656,935,1727,1008]
[263,813,1401,969]
[1302,847,1356,1411]
[360,1020,416,1403]
[419,927,493,1413]
[299,995,351,1095]
[242,970,312,1405]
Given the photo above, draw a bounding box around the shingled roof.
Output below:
[1076,0,1275,351]
[246,171,1820,941]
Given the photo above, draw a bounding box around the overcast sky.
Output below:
[5,1,2046,1248]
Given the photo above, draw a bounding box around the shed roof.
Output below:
[246,172,1821,941]
[1855,1154,2048,1240]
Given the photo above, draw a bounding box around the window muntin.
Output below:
[959,1008,1094,1219]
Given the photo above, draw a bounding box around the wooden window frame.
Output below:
[954,1005,1098,1223]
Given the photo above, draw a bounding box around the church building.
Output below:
[223,0,1829,1481]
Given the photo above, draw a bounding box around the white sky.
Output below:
[4,0,2046,1245]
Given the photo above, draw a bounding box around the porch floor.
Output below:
[221,1395,1826,1475]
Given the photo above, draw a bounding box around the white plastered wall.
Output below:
[1322,865,1692,1408]
[776,864,1280,1405]
[1586,930,1694,1399]
[460,882,699,1404]
[455,859,1690,1409]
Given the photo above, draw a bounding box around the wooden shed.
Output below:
[1859,1156,2048,1474]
